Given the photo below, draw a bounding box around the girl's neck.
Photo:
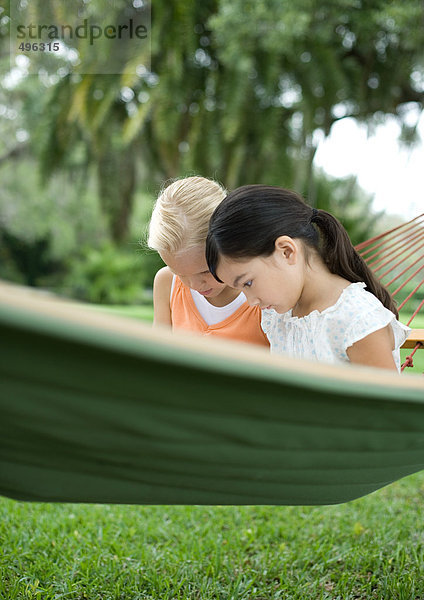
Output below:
[206,286,241,307]
[292,262,351,318]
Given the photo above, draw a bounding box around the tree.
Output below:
[115,0,424,194]
[3,0,424,242]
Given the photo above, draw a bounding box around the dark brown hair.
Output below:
[206,185,398,317]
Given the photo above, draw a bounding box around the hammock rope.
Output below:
[355,214,424,372]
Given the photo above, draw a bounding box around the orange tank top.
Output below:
[170,276,269,348]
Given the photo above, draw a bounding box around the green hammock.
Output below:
[1,281,423,506]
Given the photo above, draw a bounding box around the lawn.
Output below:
[2,473,424,599]
[83,303,154,322]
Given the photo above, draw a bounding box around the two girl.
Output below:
[148,178,409,371]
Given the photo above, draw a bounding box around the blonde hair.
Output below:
[148,176,226,254]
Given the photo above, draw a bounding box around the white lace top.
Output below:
[261,282,410,370]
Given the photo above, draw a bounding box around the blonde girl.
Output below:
[148,177,268,347]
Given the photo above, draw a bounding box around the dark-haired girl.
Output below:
[206,185,410,371]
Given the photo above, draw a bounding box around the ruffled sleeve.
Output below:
[343,306,410,354]
[391,318,411,350]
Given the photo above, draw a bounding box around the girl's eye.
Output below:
[243,280,253,288]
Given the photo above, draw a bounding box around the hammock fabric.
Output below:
[1,281,424,506]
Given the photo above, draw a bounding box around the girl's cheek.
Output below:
[207,273,222,287]
[243,289,254,303]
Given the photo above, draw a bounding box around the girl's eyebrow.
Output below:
[233,273,248,287]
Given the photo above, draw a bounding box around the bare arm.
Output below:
[152,267,173,327]
[346,325,397,371]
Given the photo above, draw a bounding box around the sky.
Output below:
[314,108,424,220]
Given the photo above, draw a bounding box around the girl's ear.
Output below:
[274,236,298,264]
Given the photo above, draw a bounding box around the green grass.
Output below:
[84,303,154,322]
[400,347,424,374]
[2,473,424,599]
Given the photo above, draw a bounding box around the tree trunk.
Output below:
[97,147,136,244]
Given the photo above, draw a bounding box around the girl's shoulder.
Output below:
[335,282,391,317]
[262,282,390,332]
[335,282,410,359]
[152,267,174,326]
[153,266,173,286]
[315,281,391,322]
[153,266,174,299]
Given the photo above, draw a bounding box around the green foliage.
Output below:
[130,189,166,289]
[0,158,108,287]
[0,159,160,300]
[0,228,63,287]
[33,72,137,242]
[136,247,165,290]
[310,170,380,246]
[0,237,25,284]
[2,0,423,294]
[9,0,423,241]
[131,0,424,191]
[61,243,145,304]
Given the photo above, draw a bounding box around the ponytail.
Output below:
[206,185,398,318]
[312,209,399,318]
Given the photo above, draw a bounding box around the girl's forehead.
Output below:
[161,245,207,276]
[216,256,257,284]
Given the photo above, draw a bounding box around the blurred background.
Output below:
[0,0,423,311]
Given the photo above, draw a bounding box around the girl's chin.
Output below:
[271,306,287,314]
